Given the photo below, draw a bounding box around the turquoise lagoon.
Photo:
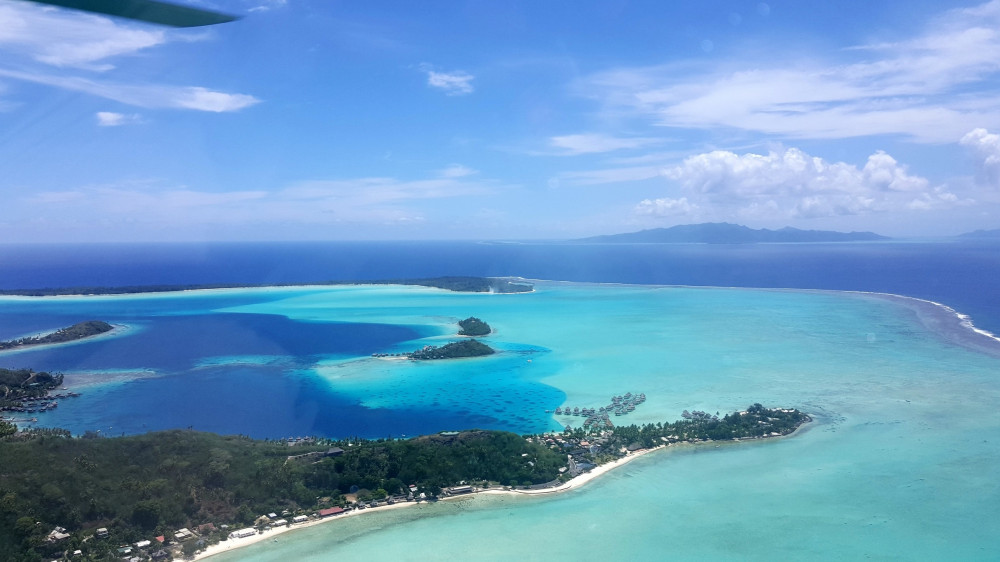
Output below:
[4,282,1000,558]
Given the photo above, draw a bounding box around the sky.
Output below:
[2,0,1000,241]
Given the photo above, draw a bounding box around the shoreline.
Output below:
[0,323,131,356]
[0,277,535,300]
[192,446,660,561]
[192,501,417,561]
[192,421,811,561]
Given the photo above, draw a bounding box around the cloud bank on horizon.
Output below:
[1,0,1000,241]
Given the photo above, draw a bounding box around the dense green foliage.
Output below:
[457,317,491,336]
[562,404,810,459]
[409,339,495,360]
[0,277,533,297]
[0,321,112,351]
[0,429,563,561]
[1,368,64,400]
[1,368,65,416]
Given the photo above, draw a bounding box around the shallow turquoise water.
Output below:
[190,282,1000,560]
[3,283,998,557]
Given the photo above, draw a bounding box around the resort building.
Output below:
[229,528,257,539]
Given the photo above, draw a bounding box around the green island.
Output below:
[457,317,491,336]
[0,321,113,352]
[408,339,495,360]
[0,404,808,561]
[0,277,533,297]
[1,368,79,418]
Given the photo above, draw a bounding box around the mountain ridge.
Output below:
[957,228,1000,239]
[577,223,889,244]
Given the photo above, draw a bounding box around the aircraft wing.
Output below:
[22,0,238,27]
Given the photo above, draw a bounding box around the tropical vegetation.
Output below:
[409,339,495,359]
[0,428,564,561]
[0,277,532,297]
[0,321,112,351]
[457,317,491,336]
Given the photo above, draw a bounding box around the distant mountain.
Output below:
[577,223,890,244]
[958,229,1000,239]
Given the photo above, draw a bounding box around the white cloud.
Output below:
[247,0,288,13]
[174,87,260,112]
[558,165,664,186]
[280,176,490,208]
[26,184,267,216]
[0,2,167,71]
[96,111,142,126]
[579,1,1000,142]
[0,2,259,113]
[29,190,86,204]
[18,171,501,235]
[549,133,660,155]
[661,147,935,218]
[622,147,963,222]
[635,197,697,217]
[421,64,474,96]
[438,164,478,178]
[0,69,260,112]
[960,127,1000,186]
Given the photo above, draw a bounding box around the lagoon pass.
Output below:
[2,280,1000,559]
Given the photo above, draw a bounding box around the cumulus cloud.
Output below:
[96,111,142,126]
[960,127,1000,186]
[578,1,1000,142]
[549,133,660,155]
[635,197,697,217]
[614,147,963,222]
[667,148,929,197]
[420,64,474,96]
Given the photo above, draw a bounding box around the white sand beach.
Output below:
[193,501,415,561]
[193,447,661,561]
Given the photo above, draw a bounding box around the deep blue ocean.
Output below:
[1,240,998,332]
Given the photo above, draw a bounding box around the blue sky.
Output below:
[2,0,1000,241]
